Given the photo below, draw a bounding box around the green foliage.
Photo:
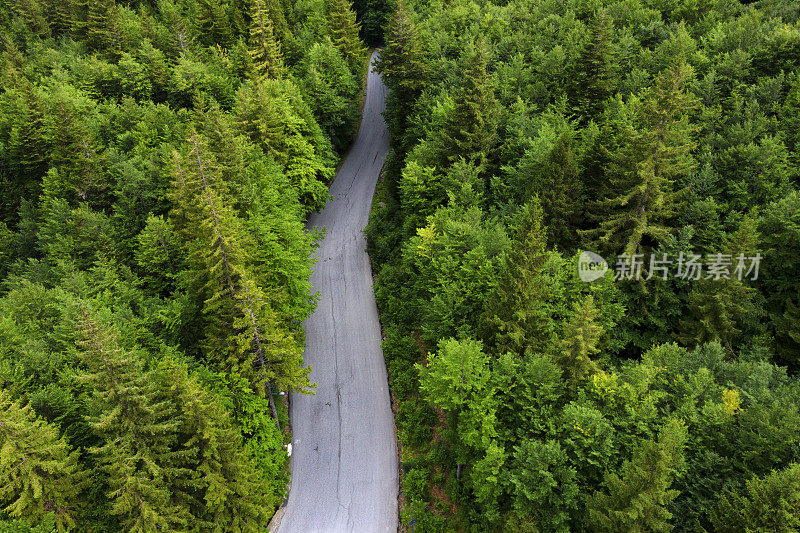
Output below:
[0,0,366,526]
[508,439,579,533]
[710,463,800,533]
[481,200,557,358]
[0,392,87,531]
[368,4,800,529]
[249,0,285,80]
[587,418,688,532]
[169,131,312,393]
[554,295,603,390]
[325,0,365,75]
[585,62,699,255]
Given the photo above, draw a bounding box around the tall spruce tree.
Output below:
[158,359,270,530]
[587,418,688,532]
[377,0,428,136]
[585,62,698,255]
[554,295,603,390]
[169,131,311,401]
[77,312,188,532]
[570,10,615,121]
[197,0,234,48]
[0,392,88,531]
[325,0,365,74]
[248,0,284,80]
[481,200,556,357]
[440,41,499,171]
[678,215,763,352]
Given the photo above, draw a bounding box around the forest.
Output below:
[0,0,373,530]
[368,0,800,531]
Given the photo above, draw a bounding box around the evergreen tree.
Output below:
[508,439,579,533]
[570,10,615,121]
[678,216,763,352]
[169,131,312,397]
[585,62,698,255]
[81,0,119,53]
[481,200,557,357]
[158,359,270,530]
[77,312,188,532]
[198,0,234,48]
[325,0,365,74]
[587,419,688,533]
[554,295,603,390]
[44,94,106,207]
[45,0,73,38]
[248,0,284,80]
[0,392,87,531]
[710,463,800,533]
[377,0,428,113]
[439,41,499,171]
[14,0,50,38]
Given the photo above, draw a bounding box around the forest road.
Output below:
[275,51,398,533]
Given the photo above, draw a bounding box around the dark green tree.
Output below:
[554,295,603,391]
[326,0,365,74]
[710,463,800,533]
[439,41,499,170]
[481,200,557,357]
[585,62,698,255]
[587,419,688,533]
[197,0,234,48]
[158,359,271,530]
[570,10,615,121]
[77,312,187,532]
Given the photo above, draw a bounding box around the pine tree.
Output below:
[248,0,284,80]
[45,95,106,206]
[554,295,603,390]
[77,312,188,532]
[169,132,312,399]
[585,62,698,256]
[14,0,50,38]
[0,392,88,531]
[377,0,428,107]
[84,0,117,53]
[481,200,557,357]
[325,0,365,74]
[158,359,270,530]
[265,0,288,43]
[15,82,50,182]
[570,9,615,121]
[198,0,234,48]
[440,41,499,171]
[710,463,800,532]
[678,215,763,352]
[45,0,74,38]
[587,419,687,533]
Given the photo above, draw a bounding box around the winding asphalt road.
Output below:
[275,52,398,532]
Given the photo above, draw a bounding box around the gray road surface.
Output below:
[275,51,398,533]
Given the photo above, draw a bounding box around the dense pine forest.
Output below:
[368,0,800,531]
[0,0,373,529]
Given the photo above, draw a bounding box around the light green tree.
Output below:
[554,295,603,390]
[249,0,284,80]
[0,392,88,531]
